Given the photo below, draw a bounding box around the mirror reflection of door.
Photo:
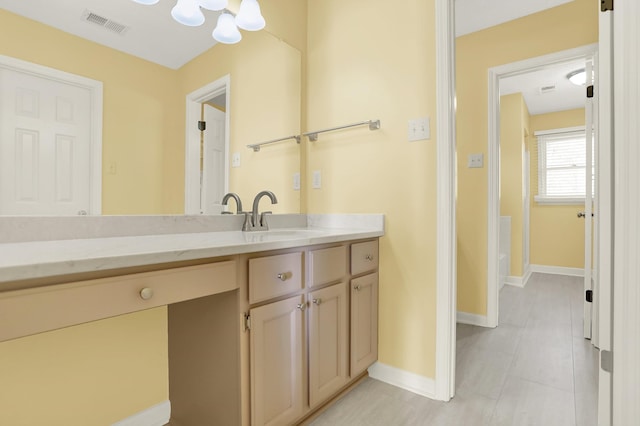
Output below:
[201,94,226,214]
[0,63,100,216]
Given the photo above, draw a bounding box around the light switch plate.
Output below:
[231,152,241,168]
[408,117,430,142]
[293,172,301,190]
[468,153,484,168]
[312,170,321,189]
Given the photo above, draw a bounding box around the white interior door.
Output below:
[200,104,226,214]
[0,67,92,215]
[583,58,595,340]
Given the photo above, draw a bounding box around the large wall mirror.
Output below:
[0,2,302,216]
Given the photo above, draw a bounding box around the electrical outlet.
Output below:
[312,170,322,189]
[232,152,241,168]
[468,153,484,168]
[408,117,430,142]
[293,172,301,190]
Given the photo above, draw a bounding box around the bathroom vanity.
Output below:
[0,214,383,426]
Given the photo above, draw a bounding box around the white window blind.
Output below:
[536,128,593,203]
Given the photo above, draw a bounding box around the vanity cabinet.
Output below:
[245,240,378,426]
[250,295,306,426]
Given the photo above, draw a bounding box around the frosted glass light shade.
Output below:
[567,69,586,86]
[213,13,242,44]
[235,0,265,31]
[171,0,205,26]
[132,0,160,4]
[199,0,227,11]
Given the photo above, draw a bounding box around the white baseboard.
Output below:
[368,362,437,400]
[111,401,171,426]
[529,264,585,277]
[504,265,533,288]
[456,311,490,327]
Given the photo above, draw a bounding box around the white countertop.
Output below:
[0,214,384,285]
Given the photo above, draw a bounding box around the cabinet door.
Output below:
[308,282,349,407]
[250,295,305,426]
[350,273,379,376]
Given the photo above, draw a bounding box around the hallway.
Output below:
[310,273,599,425]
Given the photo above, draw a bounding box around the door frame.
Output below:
[184,74,231,215]
[486,44,598,328]
[0,54,103,215]
[434,0,457,401]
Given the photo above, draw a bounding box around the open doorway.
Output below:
[184,75,231,215]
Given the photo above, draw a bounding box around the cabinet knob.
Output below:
[296,303,307,311]
[277,272,290,281]
[312,298,322,305]
[354,285,361,291]
[139,287,154,300]
[365,254,374,261]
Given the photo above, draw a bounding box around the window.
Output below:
[535,127,593,204]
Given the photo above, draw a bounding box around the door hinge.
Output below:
[601,350,613,373]
[586,289,593,303]
[198,120,206,131]
[243,312,251,331]
[601,0,613,12]
[587,85,594,98]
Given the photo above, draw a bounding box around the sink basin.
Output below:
[242,228,326,242]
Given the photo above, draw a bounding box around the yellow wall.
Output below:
[530,108,586,268]
[456,0,597,315]
[0,309,167,426]
[499,94,529,276]
[306,0,438,378]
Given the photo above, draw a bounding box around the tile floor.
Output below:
[310,273,599,425]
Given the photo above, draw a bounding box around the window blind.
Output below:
[537,130,593,199]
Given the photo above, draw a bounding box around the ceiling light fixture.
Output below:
[567,68,586,86]
[131,0,265,44]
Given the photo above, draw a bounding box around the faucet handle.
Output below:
[260,211,272,228]
[241,212,252,232]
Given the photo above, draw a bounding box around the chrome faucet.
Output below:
[221,192,243,214]
[247,191,278,231]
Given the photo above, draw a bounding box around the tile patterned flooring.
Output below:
[310,273,599,425]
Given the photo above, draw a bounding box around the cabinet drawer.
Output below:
[0,261,237,343]
[249,252,303,304]
[308,246,347,288]
[351,241,379,275]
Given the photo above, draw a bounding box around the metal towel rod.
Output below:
[247,119,381,151]
[303,119,381,142]
[247,135,301,152]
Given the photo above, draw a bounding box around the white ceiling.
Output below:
[2,0,583,114]
[454,0,574,37]
[0,0,222,69]
[500,58,587,115]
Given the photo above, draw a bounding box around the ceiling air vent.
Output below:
[81,10,129,35]
[539,84,556,94]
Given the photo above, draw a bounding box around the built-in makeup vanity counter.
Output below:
[0,214,383,426]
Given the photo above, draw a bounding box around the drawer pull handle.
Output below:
[277,272,290,281]
[297,303,307,311]
[139,287,154,300]
[354,285,361,291]
[313,298,322,305]
[365,254,374,261]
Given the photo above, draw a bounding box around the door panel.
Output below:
[201,104,226,214]
[350,272,379,376]
[584,58,595,340]
[250,295,304,426]
[308,282,348,407]
[0,68,92,215]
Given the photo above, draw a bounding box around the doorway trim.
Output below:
[0,54,103,215]
[486,44,598,328]
[434,0,457,401]
[184,74,231,215]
